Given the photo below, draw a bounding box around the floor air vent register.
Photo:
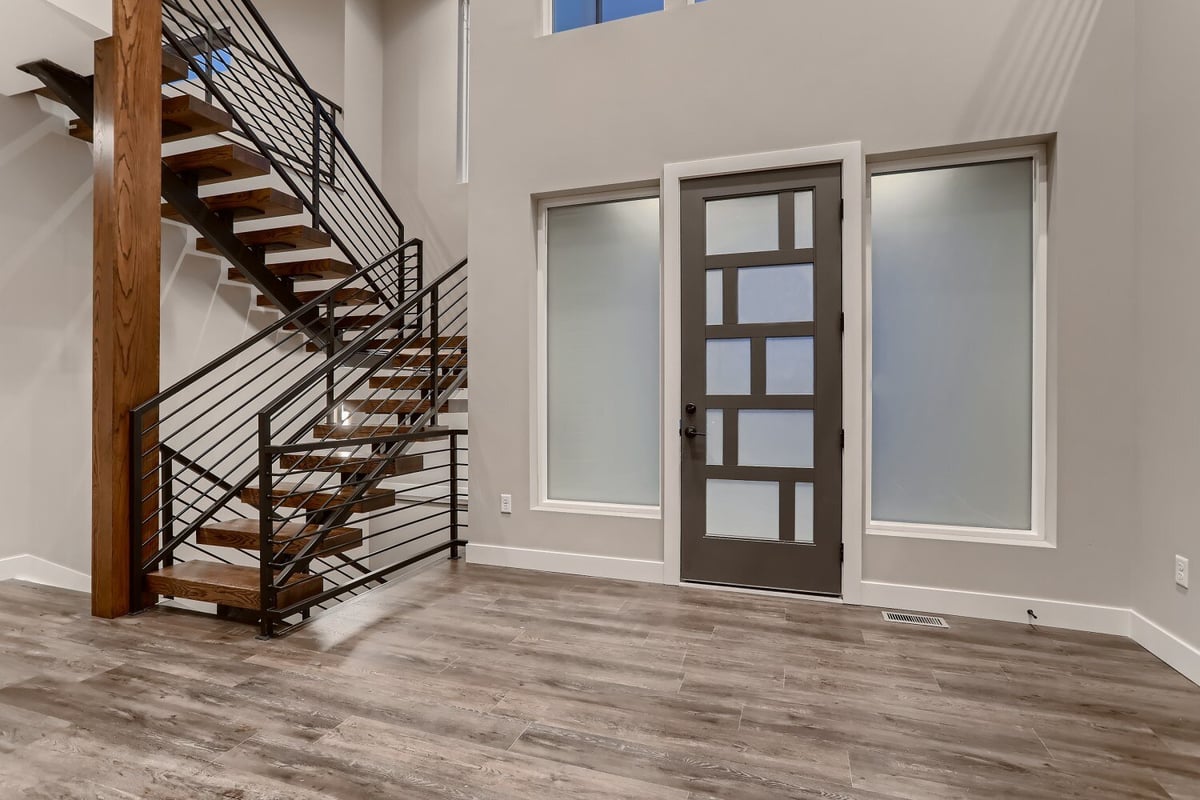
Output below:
[882,611,950,628]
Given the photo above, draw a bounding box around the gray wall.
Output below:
[381,0,468,275]
[465,0,1141,607]
[1133,0,1200,646]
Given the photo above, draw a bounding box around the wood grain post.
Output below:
[92,0,162,618]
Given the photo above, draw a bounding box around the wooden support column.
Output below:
[92,0,162,618]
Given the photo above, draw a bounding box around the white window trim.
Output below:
[865,144,1055,548]
[532,187,663,520]
[456,0,470,184]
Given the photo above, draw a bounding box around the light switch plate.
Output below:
[1176,555,1189,589]
[500,494,513,514]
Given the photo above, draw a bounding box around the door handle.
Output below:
[684,426,706,439]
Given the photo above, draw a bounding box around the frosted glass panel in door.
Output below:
[706,194,779,255]
[795,483,815,543]
[738,264,814,324]
[766,337,814,395]
[706,479,778,540]
[738,409,814,468]
[706,338,751,395]
[794,190,814,249]
[706,269,722,325]
[546,196,661,506]
[871,158,1033,529]
[706,409,724,466]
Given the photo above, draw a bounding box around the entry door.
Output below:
[680,165,842,595]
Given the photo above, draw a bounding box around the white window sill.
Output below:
[866,522,1055,549]
[533,499,661,520]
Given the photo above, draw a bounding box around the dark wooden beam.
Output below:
[92,0,162,618]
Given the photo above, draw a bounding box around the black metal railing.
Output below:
[253,260,468,636]
[161,0,415,306]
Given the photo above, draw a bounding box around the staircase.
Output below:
[19,0,468,637]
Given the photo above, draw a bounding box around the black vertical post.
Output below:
[257,414,275,639]
[202,22,213,104]
[428,282,440,428]
[325,295,337,425]
[161,451,174,570]
[128,410,143,613]
[310,100,322,230]
[449,431,461,560]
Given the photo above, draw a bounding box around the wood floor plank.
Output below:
[0,570,1195,799]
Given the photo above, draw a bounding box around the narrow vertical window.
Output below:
[540,193,661,510]
[869,148,1047,540]
[456,0,470,183]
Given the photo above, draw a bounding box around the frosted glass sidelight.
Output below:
[766,337,814,395]
[706,269,723,325]
[871,158,1034,530]
[547,196,661,506]
[795,191,814,249]
[738,409,814,468]
[706,409,724,466]
[706,194,779,255]
[707,338,751,395]
[738,264,814,324]
[707,479,779,540]
[794,483,815,543]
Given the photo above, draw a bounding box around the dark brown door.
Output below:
[680,164,843,595]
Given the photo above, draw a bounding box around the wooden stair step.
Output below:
[34,48,189,105]
[240,481,396,513]
[71,94,232,143]
[259,288,376,308]
[279,453,423,477]
[198,225,331,254]
[343,397,433,415]
[385,352,468,370]
[228,258,354,284]
[369,374,467,391]
[164,188,302,223]
[144,561,322,611]
[197,519,363,556]
[312,423,448,440]
[305,335,467,354]
[164,144,270,186]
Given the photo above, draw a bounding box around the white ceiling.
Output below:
[0,0,109,96]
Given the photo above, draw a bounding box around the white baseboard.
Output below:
[466,543,665,584]
[1131,612,1200,687]
[0,554,90,594]
[860,580,1131,637]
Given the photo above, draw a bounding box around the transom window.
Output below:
[552,0,664,33]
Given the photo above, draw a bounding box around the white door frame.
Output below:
[661,142,865,605]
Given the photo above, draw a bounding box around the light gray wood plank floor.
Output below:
[0,563,1196,799]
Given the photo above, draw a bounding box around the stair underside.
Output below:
[164,144,271,186]
[241,481,396,513]
[228,258,355,284]
[34,48,189,105]
[278,453,423,476]
[198,225,331,254]
[71,94,232,143]
[197,519,363,556]
[163,188,302,223]
[145,561,323,611]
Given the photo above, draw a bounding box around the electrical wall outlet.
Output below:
[500,493,513,514]
[1176,555,1189,589]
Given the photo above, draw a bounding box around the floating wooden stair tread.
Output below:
[33,48,189,106]
[163,188,302,223]
[71,94,232,143]
[198,225,331,254]
[259,288,376,308]
[370,374,468,391]
[240,481,397,513]
[228,258,354,284]
[343,397,433,415]
[144,561,323,611]
[278,453,423,476]
[164,144,271,186]
[197,519,363,556]
[312,423,448,440]
[306,335,467,354]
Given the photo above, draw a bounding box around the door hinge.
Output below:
[840,543,845,563]
[840,429,845,449]
[840,311,845,333]
[839,198,844,221]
